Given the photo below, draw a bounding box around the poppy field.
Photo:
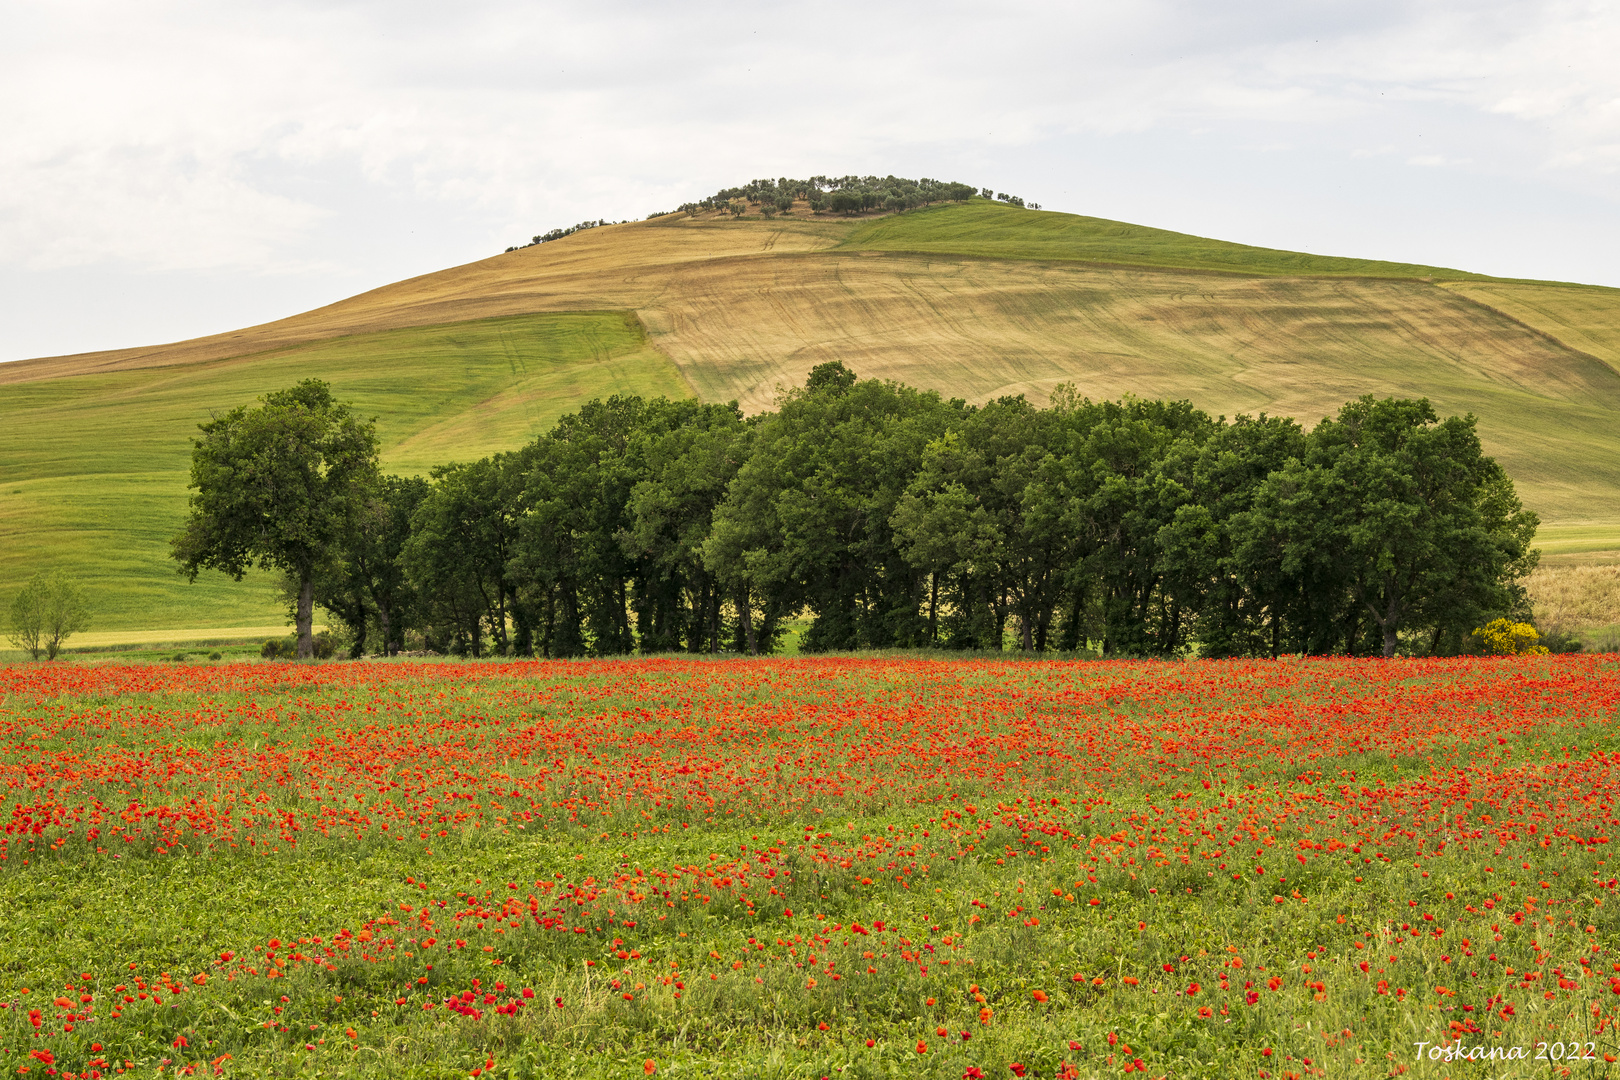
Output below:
[2,656,1620,1079]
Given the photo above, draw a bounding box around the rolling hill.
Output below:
[4,197,1620,635]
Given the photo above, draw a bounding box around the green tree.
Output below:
[970,399,1072,651]
[6,570,91,660]
[509,397,656,657]
[1156,414,1307,658]
[891,430,1002,647]
[311,474,429,657]
[171,380,380,659]
[619,400,757,653]
[891,400,1073,651]
[403,456,524,657]
[704,363,960,651]
[1036,394,1216,655]
[1236,397,1537,657]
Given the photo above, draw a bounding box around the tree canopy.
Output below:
[183,369,1538,659]
[505,175,1034,252]
[289,366,1533,657]
[676,175,978,218]
[171,379,380,658]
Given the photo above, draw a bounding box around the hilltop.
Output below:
[4,194,1620,633]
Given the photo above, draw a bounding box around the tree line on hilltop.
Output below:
[503,218,619,253]
[173,364,1540,661]
[678,175,984,218]
[679,175,1041,216]
[503,176,1038,252]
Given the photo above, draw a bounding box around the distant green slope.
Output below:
[841,200,1500,279]
[0,312,688,632]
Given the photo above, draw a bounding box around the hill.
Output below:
[1,312,685,630]
[4,197,1620,634]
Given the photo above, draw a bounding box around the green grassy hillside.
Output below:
[7,198,1620,640]
[840,200,1505,279]
[1442,280,1620,375]
[0,312,687,631]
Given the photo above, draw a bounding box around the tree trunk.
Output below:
[494,596,509,656]
[1035,586,1052,651]
[686,580,703,653]
[491,581,508,656]
[739,587,757,655]
[1059,590,1083,651]
[556,582,583,657]
[616,577,631,654]
[991,586,1007,651]
[296,575,315,659]
[710,588,722,653]
[927,573,939,645]
[541,589,557,657]
[512,588,534,657]
[348,610,367,659]
[378,601,393,656]
[1377,573,1402,658]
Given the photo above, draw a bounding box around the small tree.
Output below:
[7,570,91,660]
[172,380,380,659]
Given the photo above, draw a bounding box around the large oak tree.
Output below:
[171,380,379,659]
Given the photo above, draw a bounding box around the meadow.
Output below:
[3,655,1620,1078]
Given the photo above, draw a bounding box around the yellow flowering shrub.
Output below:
[1471,617,1549,656]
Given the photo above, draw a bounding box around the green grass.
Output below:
[1443,281,1620,375]
[1536,524,1620,558]
[824,202,1620,526]
[0,312,690,633]
[841,199,1507,279]
[0,641,267,666]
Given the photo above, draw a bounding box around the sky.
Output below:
[3,0,1618,363]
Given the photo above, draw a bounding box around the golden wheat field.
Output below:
[0,216,854,385]
[1527,563,1620,632]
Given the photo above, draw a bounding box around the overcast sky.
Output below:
[3,0,1617,363]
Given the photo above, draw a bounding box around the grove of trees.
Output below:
[677,175,978,218]
[176,365,1541,660]
[504,176,1036,254]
